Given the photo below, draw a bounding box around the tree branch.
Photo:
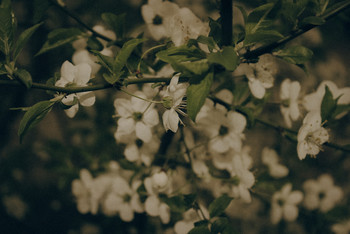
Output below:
[209,96,350,154]
[243,0,350,60]
[49,0,116,43]
[0,76,189,94]
[220,0,233,46]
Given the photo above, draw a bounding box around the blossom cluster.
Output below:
[40,0,350,232]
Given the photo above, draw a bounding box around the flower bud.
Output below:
[151,171,168,190]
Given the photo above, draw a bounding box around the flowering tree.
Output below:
[1,0,350,233]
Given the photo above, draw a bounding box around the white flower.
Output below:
[124,137,160,166]
[230,146,255,203]
[162,74,188,132]
[261,147,289,178]
[243,55,276,99]
[280,79,301,128]
[167,7,209,46]
[201,108,246,154]
[331,219,350,234]
[270,183,303,224]
[303,80,350,119]
[144,174,171,224]
[114,91,159,143]
[103,178,143,222]
[303,174,343,212]
[55,61,95,118]
[71,169,112,215]
[297,111,329,160]
[141,0,180,40]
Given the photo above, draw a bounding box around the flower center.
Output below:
[277,198,285,207]
[281,99,290,107]
[219,126,229,136]
[136,139,143,148]
[319,191,326,200]
[123,194,131,203]
[152,15,163,25]
[133,112,143,121]
[162,96,174,109]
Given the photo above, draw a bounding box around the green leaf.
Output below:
[211,217,238,234]
[300,16,325,26]
[36,28,85,56]
[101,12,126,39]
[156,45,207,75]
[321,85,338,122]
[274,45,313,64]
[13,22,43,61]
[207,46,239,71]
[106,38,146,84]
[245,3,274,34]
[0,3,15,55]
[14,68,32,89]
[333,104,350,119]
[197,35,218,52]
[244,30,283,46]
[187,71,213,121]
[188,226,211,234]
[208,194,233,218]
[87,36,103,51]
[91,50,115,73]
[162,194,194,213]
[208,17,222,45]
[18,100,56,142]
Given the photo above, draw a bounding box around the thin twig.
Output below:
[242,0,350,60]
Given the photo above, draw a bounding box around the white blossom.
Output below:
[297,111,329,160]
[167,7,209,46]
[114,91,159,143]
[332,219,350,234]
[270,183,303,224]
[55,61,95,118]
[261,147,289,178]
[161,74,188,132]
[303,174,343,212]
[141,0,180,40]
[280,79,301,128]
[103,178,143,221]
[144,172,171,224]
[243,55,277,99]
[230,146,255,203]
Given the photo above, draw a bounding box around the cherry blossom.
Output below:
[303,174,343,212]
[270,183,303,224]
[161,73,188,132]
[55,61,95,118]
[243,55,277,99]
[280,79,301,128]
[297,111,329,160]
[141,0,180,41]
[167,7,209,46]
[103,178,143,221]
[114,91,159,143]
[261,147,289,178]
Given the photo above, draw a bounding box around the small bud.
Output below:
[151,171,168,189]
